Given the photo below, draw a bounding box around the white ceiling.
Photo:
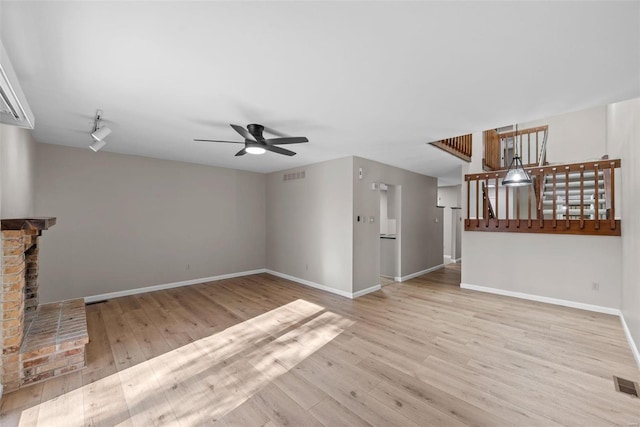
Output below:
[1,1,638,186]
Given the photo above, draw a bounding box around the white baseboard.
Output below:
[265,270,380,299]
[454,257,462,263]
[352,284,382,298]
[396,264,444,282]
[460,283,619,315]
[620,312,640,370]
[84,269,267,303]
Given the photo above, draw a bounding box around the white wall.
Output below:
[34,144,266,302]
[0,124,36,218]
[265,157,354,294]
[353,156,442,290]
[462,110,622,311]
[520,105,607,164]
[606,97,640,363]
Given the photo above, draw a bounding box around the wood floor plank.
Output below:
[2,265,638,426]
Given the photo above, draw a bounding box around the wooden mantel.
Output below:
[1,217,57,231]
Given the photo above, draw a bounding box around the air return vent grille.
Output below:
[283,170,306,181]
[613,376,639,398]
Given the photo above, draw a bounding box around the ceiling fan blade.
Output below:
[266,136,309,145]
[265,145,296,156]
[230,124,257,142]
[235,148,247,156]
[194,139,244,144]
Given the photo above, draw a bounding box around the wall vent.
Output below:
[283,170,306,181]
[613,376,639,398]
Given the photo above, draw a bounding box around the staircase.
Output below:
[541,169,609,220]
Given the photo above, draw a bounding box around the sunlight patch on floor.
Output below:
[18,299,354,426]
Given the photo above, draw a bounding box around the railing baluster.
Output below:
[485,176,489,227]
[536,132,540,167]
[505,179,509,228]
[565,166,570,229]
[516,186,521,228]
[466,178,470,227]
[519,132,523,165]
[552,168,557,228]
[594,164,600,229]
[476,178,480,227]
[580,166,585,229]
[539,169,544,228]
[610,161,616,230]
[528,179,532,228]
[527,133,531,165]
[495,175,499,227]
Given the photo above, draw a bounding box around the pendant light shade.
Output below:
[502,124,532,187]
[502,155,532,187]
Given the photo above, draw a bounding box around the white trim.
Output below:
[265,270,352,298]
[84,269,267,303]
[397,264,444,282]
[352,284,382,298]
[265,270,381,299]
[620,312,640,369]
[460,283,619,315]
[453,257,462,263]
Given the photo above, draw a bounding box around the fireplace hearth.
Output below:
[1,218,88,394]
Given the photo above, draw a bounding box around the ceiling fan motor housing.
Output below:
[247,124,265,141]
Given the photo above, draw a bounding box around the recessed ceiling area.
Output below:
[1,1,638,185]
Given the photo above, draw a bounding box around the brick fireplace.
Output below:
[1,218,88,394]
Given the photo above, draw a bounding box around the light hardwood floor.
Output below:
[1,265,639,426]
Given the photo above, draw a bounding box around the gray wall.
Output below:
[0,124,36,218]
[607,97,640,362]
[265,157,353,294]
[34,144,266,303]
[353,156,442,291]
[437,185,461,260]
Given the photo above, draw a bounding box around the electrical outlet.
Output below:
[592,282,599,291]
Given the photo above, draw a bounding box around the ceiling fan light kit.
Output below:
[195,123,309,157]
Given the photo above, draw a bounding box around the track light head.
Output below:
[91,126,111,142]
[89,139,107,152]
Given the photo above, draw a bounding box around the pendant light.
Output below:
[502,124,532,187]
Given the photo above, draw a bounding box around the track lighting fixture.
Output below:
[89,109,111,151]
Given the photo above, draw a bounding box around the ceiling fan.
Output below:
[194,123,309,156]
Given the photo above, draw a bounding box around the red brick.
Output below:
[21,345,55,360]
[22,356,51,369]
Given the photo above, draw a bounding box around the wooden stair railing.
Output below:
[484,125,548,171]
[430,134,472,162]
[465,159,621,236]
